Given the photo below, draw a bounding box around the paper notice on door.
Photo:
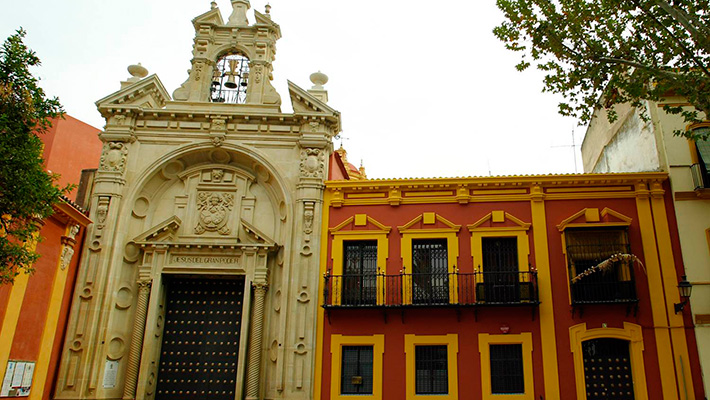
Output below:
[0,362,15,396]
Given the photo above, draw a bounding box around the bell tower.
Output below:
[172,0,282,107]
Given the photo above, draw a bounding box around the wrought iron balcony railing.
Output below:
[322,269,539,308]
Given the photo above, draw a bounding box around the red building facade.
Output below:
[315,173,704,400]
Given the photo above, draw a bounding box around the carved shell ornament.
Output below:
[194,192,234,235]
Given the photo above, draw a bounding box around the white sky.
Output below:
[1,0,586,179]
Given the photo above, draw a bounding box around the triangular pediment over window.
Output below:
[557,207,632,231]
[398,213,461,233]
[330,214,390,234]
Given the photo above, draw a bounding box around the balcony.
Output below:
[322,270,539,308]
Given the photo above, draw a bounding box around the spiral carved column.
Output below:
[245,282,268,400]
[122,280,152,400]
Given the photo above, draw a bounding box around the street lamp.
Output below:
[674,275,693,314]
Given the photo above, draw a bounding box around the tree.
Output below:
[0,29,67,284]
[494,0,710,140]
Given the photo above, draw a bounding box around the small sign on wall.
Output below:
[0,361,35,397]
[102,360,119,389]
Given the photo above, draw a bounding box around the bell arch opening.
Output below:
[211,53,250,104]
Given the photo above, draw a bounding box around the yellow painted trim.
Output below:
[530,195,560,400]
[546,186,632,193]
[330,215,391,233]
[601,207,634,223]
[569,322,649,400]
[0,236,39,386]
[649,185,695,399]
[29,226,76,400]
[468,212,531,230]
[404,191,455,197]
[314,189,332,400]
[478,333,534,400]
[330,335,385,400]
[331,230,389,306]
[398,213,461,232]
[346,192,387,199]
[401,231,459,304]
[471,189,527,195]
[635,183,679,399]
[404,334,458,400]
[557,207,633,232]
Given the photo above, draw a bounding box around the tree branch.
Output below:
[631,0,710,77]
[652,0,710,52]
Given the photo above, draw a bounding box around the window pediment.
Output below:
[557,207,632,232]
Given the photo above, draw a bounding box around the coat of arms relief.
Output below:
[194,192,234,235]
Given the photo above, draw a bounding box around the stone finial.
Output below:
[227,0,250,26]
[265,3,271,16]
[210,1,217,9]
[309,71,328,90]
[121,63,148,88]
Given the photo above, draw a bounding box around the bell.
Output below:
[224,59,239,89]
[224,73,238,89]
[212,68,222,86]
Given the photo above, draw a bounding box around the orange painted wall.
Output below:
[41,115,102,200]
[319,183,706,399]
[9,220,64,361]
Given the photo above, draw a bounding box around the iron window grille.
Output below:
[342,241,378,306]
[415,345,448,395]
[210,53,249,104]
[411,239,449,304]
[490,344,525,394]
[566,228,637,304]
[341,346,374,395]
[582,338,634,400]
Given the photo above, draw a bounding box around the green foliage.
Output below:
[0,29,66,284]
[494,0,710,139]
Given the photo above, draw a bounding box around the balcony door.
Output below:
[412,239,449,304]
[481,237,519,303]
[343,241,378,305]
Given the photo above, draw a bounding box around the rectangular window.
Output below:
[490,344,525,394]
[411,239,449,304]
[566,229,636,304]
[341,346,374,395]
[415,345,448,395]
[694,129,710,188]
[342,241,378,305]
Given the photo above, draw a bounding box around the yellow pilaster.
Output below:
[649,182,695,400]
[28,226,77,400]
[314,189,331,400]
[0,237,39,386]
[635,182,679,399]
[529,185,560,400]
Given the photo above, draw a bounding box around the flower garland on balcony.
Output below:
[571,253,645,283]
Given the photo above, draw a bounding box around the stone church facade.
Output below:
[53,2,339,400]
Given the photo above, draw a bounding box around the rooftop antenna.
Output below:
[487,159,492,176]
[552,127,580,173]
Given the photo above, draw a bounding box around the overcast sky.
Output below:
[2,0,586,179]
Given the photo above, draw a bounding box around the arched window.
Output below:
[211,53,249,104]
